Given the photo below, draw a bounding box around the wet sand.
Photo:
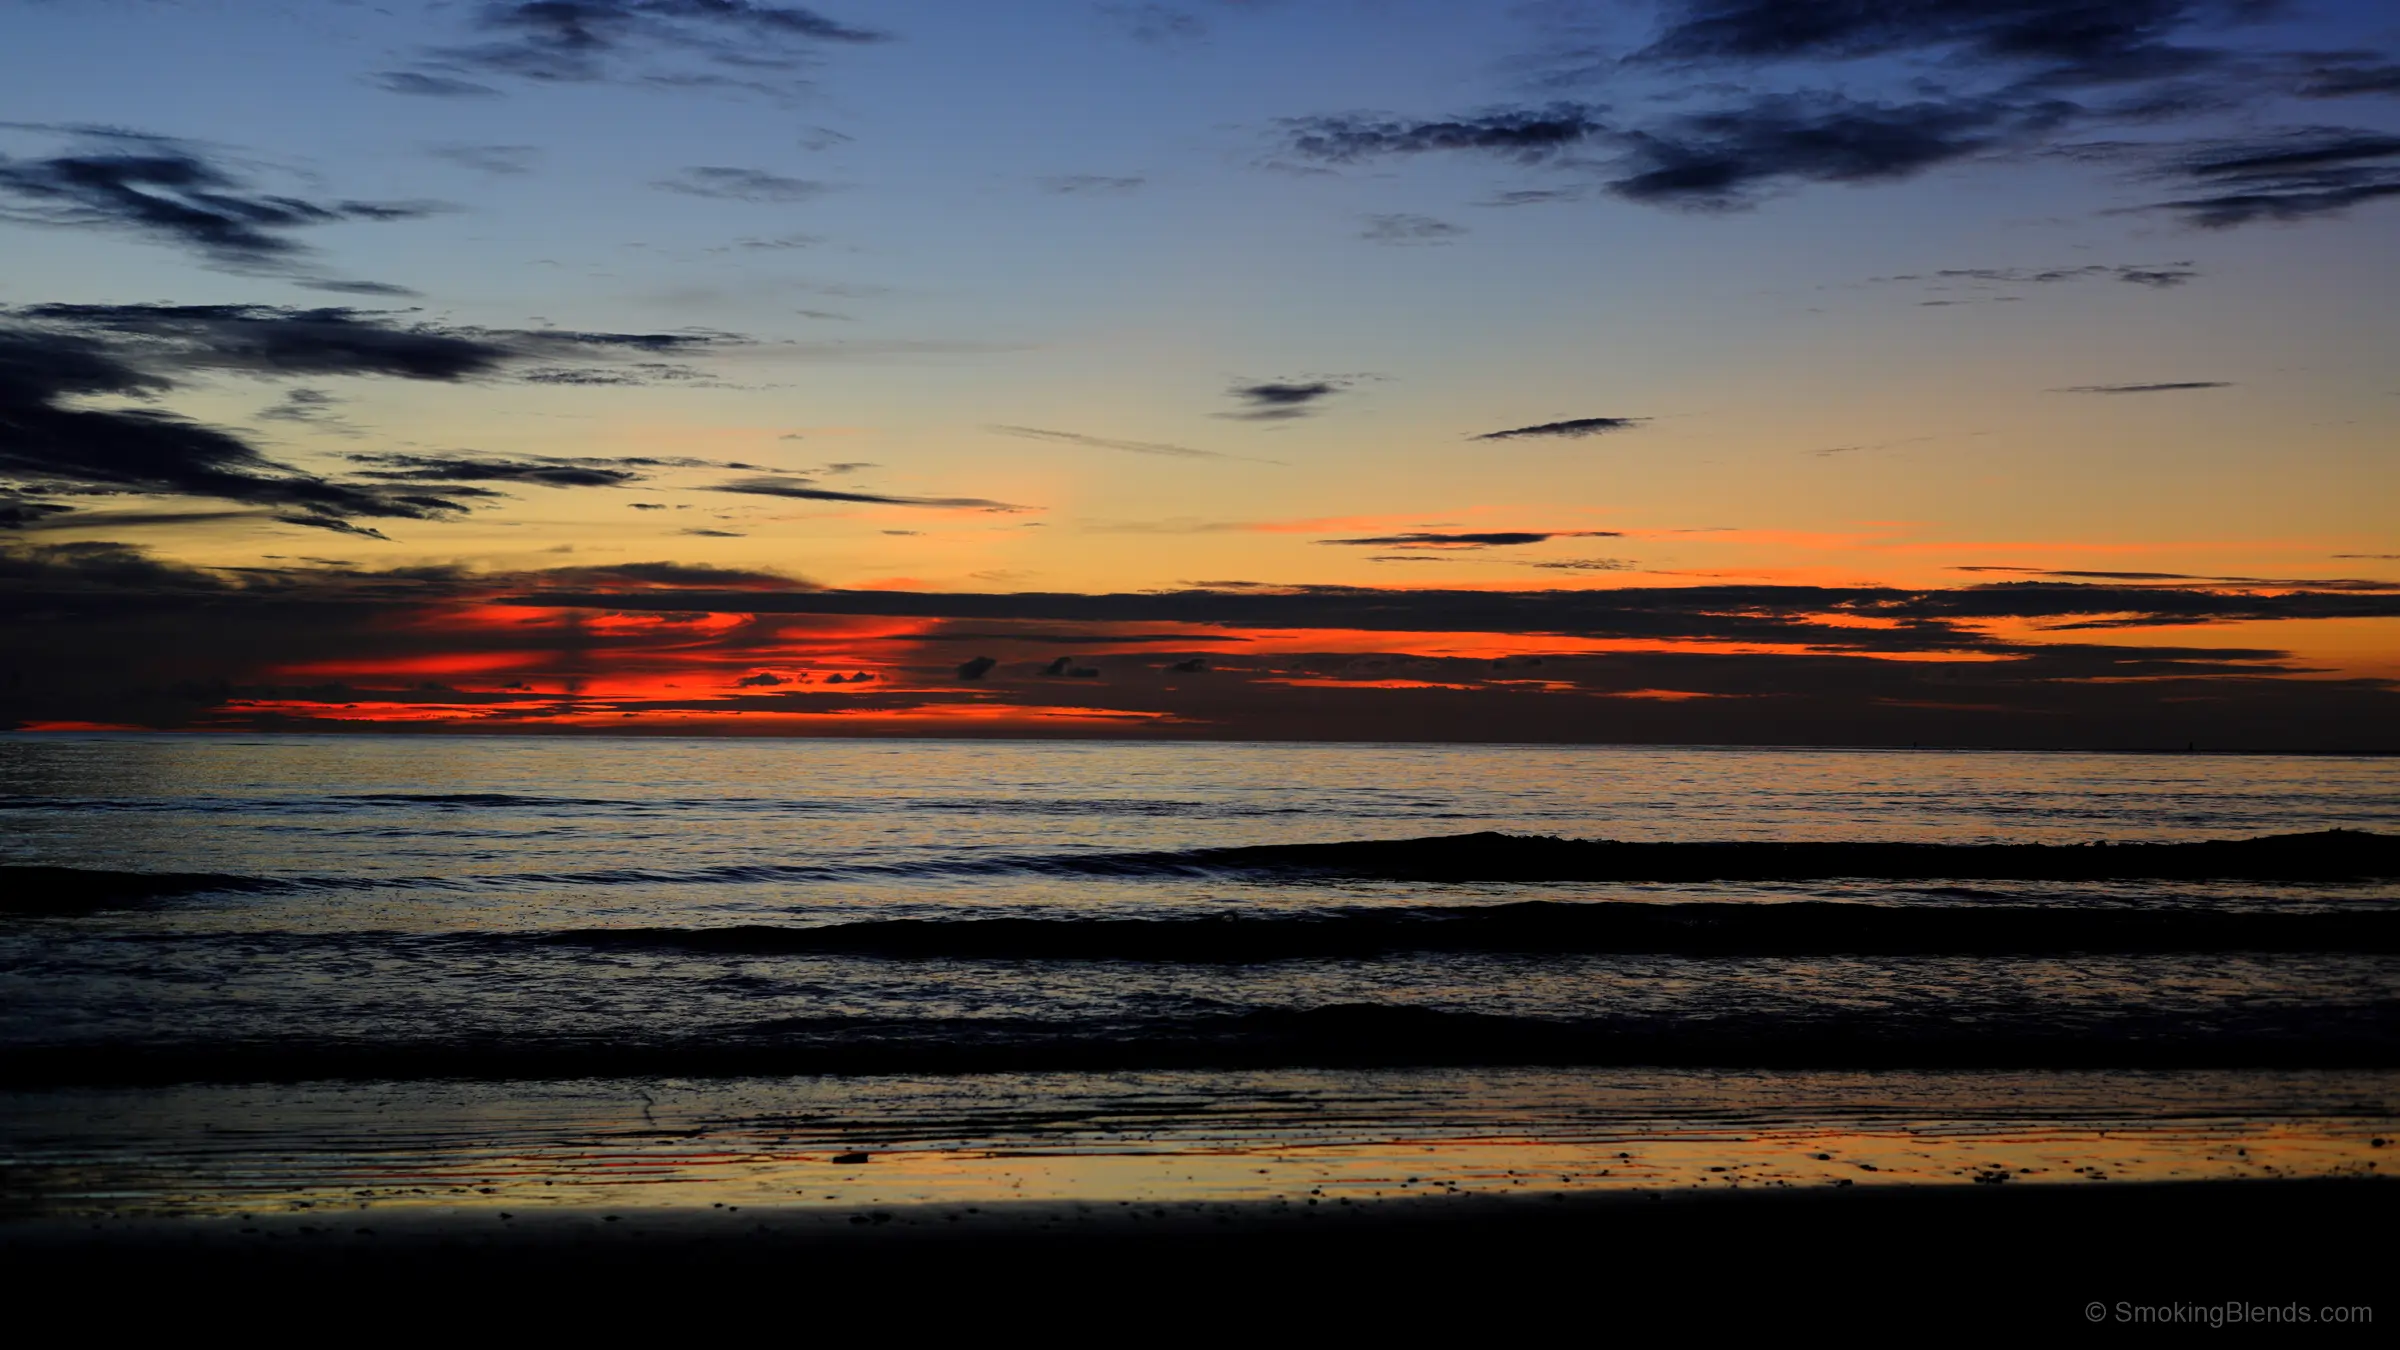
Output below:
[8,1070,2390,1329]
[8,1068,2390,1218]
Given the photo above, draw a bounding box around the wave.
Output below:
[0,793,1332,817]
[8,1004,2393,1085]
[0,866,297,916]
[334,792,623,808]
[545,901,2400,959]
[486,827,2400,889]
[8,830,2388,913]
[1026,829,2400,883]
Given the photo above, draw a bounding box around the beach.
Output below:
[3,736,2392,1325]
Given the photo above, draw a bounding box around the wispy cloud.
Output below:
[710,476,1033,512]
[0,127,441,274]
[1281,105,1604,165]
[390,1,887,97]
[1218,379,1356,422]
[654,166,830,202]
[2130,130,2400,227]
[427,144,542,175]
[1039,174,1146,194]
[1474,417,1646,440]
[1319,530,1621,550]
[1878,262,2201,293]
[1610,92,2067,207]
[988,425,1272,463]
[1359,213,1467,245]
[371,72,502,98]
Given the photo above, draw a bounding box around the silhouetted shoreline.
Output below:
[11,1180,2385,1328]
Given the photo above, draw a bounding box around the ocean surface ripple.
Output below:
[3,735,2393,1084]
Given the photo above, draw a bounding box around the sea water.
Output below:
[2,735,2393,1216]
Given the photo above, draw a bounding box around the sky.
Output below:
[2,0,2396,747]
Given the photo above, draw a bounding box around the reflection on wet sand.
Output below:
[6,1067,2390,1223]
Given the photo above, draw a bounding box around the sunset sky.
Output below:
[3,0,2395,745]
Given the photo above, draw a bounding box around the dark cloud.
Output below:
[1474,188,1590,208]
[1474,417,1646,439]
[0,329,471,537]
[488,581,2400,651]
[517,362,710,385]
[536,560,806,590]
[1281,12,2394,227]
[0,130,440,271]
[1219,380,1350,422]
[1610,92,2068,206]
[654,166,829,202]
[1320,531,1619,550]
[19,302,504,380]
[2179,128,2400,181]
[297,279,424,299]
[709,476,1031,512]
[1640,0,2252,86]
[1359,213,1467,246]
[9,303,727,384]
[416,1,886,91]
[1039,174,1146,194]
[16,509,298,533]
[1902,262,2200,288]
[2054,381,2230,393]
[1281,105,1605,164]
[257,387,347,428]
[345,454,646,489]
[987,425,1262,463]
[1530,558,1638,572]
[6,551,2390,746]
[2297,60,2400,99]
[0,539,231,591]
[2133,130,2400,227]
[2113,266,2201,287]
[0,500,76,528]
[1040,656,1101,678]
[0,307,737,532]
[679,528,745,537]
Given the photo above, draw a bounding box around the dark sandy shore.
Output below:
[11,1180,2385,1330]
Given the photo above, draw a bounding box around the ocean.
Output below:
[3,734,2394,1219]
